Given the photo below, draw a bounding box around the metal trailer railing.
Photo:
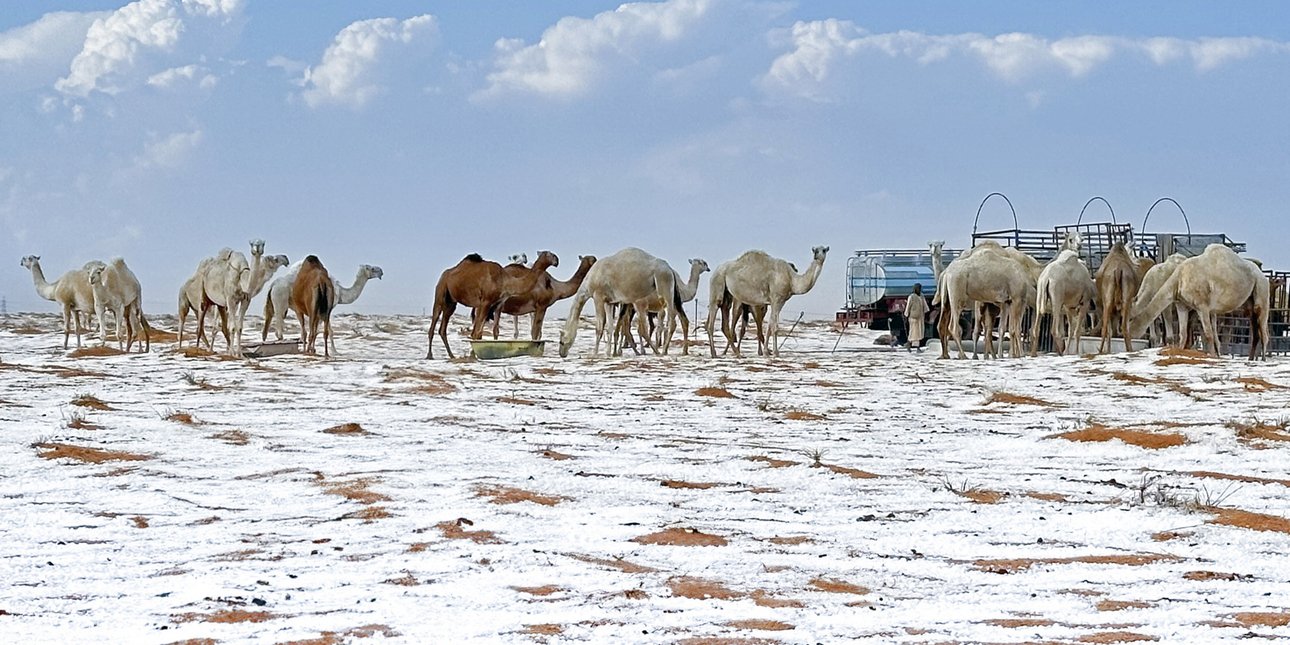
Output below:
[1219,270,1290,357]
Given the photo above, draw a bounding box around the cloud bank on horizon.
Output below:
[1,0,1288,316]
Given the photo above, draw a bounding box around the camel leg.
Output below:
[1121,295,1134,354]
[95,299,108,347]
[62,305,73,349]
[1051,307,1065,356]
[1199,311,1219,357]
[676,306,689,356]
[1256,303,1270,361]
[491,312,500,340]
[592,298,607,357]
[425,301,441,359]
[706,301,720,358]
[1175,306,1190,351]
[438,300,458,359]
[323,313,332,358]
[1098,301,1112,354]
[766,301,782,358]
[634,302,657,355]
[530,309,546,343]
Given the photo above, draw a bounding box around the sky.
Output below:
[2,0,1289,320]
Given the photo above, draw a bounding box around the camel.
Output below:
[1132,254,1189,347]
[484,250,560,340]
[264,263,384,343]
[290,255,336,356]
[615,258,709,355]
[86,258,152,352]
[183,240,288,356]
[1130,244,1270,359]
[1094,237,1146,353]
[1030,250,1095,356]
[707,247,828,358]
[558,247,682,358]
[427,253,553,359]
[21,255,104,348]
[490,254,596,342]
[934,242,1034,360]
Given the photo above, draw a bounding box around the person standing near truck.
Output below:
[905,283,929,352]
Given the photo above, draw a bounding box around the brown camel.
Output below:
[427,253,555,359]
[485,250,558,338]
[1095,239,1147,353]
[491,253,596,341]
[290,255,335,357]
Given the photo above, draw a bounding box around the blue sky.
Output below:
[3,1,1288,319]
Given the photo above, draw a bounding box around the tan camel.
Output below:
[264,263,383,343]
[1030,250,1095,355]
[709,247,828,358]
[486,250,559,339]
[1132,254,1188,347]
[558,247,681,358]
[615,258,709,355]
[1130,244,1270,359]
[1094,238,1146,353]
[491,254,596,341]
[428,253,552,359]
[178,249,232,349]
[86,258,152,352]
[704,261,754,357]
[21,256,104,348]
[934,242,1033,359]
[290,255,336,356]
[187,241,287,356]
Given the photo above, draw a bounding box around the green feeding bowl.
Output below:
[469,339,546,360]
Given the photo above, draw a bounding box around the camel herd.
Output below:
[13,233,1275,361]
[424,246,829,360]
[19,240,383,358]
[931,232,1273,360]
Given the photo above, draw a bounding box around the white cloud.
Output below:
[0,11,106,92]
[56,0,243,98]
[147,63,217,89]
[300,15,438,109]
[135,129,204,169]
[761,20,1290,100]
[476,0,714,100]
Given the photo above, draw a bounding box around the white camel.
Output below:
[558,247,681,358]
[707,246,828,358]
[21,255,104,349]
[1030,250,1095,356]
[1132,254,1188,347]
[934,242,1034,360]
[182,240,286,356]
[1130,244,1271,359]
[86,258,151,352]
[615,258,709,355]
[264,263,383,343]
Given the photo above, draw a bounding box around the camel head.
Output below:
[689,258,710,274]
[249,239,266,257]
[811,246,830,263]
[577,255,597,270]
[558,329,573,358]
[362,265,384,280]
[86,263,106,286]
[265,254,290,271]
[507,253,529,266]
[534,250,559,270]
[928,240,945,253]
[1061,231,1083,253]
[20,255,39,269]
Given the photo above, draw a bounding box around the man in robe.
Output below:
[905,283,929,352]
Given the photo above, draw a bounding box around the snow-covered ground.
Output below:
[2,312,1289,644]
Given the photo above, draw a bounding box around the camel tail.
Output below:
[1128,268,1181,339]
[316,280,334,320]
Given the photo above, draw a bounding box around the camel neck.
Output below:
[791,258,824,295]
[677,265,704,302]
[337,271,370,305]
[28,262,57,301]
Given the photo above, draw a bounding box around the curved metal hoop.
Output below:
[972,192,1018,236]
[1142,197,1191,240]
[1076,196,1116,225]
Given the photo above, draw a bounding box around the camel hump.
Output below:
[463,253,486,263]
[303,255,323,267]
